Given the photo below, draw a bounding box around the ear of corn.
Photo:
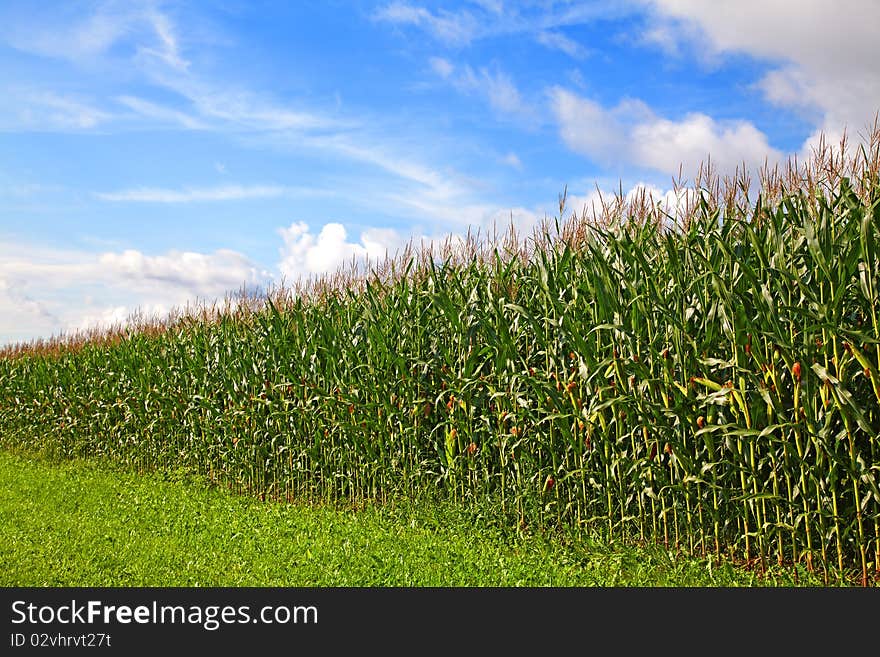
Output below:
[1,125,879,584]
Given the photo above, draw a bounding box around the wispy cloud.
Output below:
[428,59,538,123]
[2,3,331,137]
[4,3,497,232]
[373,2,478,46]
[3,7,128,60]
[0,89,112,131]
[95,185,289,203]
[470,0,504,14]
[146,71,346,134]
[116,95,205,130]
[429,56,454,79]
[0,182,63,198]
[2,2,189,70]
[301,132,505,227]
[471,66,534,121]
[375,1,632,46]
[536,30,589,59]
[0,3,190,132]
[501,152,522,169]
[138,7,189,71]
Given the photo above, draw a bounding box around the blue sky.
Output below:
[1,0,878,346]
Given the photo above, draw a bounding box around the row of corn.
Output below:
[1,137,879,584]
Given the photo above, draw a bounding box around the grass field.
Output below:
[1,450,831,586]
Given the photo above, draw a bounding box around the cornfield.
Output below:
[2,127,879,584]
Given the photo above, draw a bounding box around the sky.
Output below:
[1,0,879,347]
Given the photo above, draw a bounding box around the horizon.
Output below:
[2,1,879,347]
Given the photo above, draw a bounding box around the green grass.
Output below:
[1,450,831,586]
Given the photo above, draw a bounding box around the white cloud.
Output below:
[560,189,609,221]
[536,30,588,59]
[501,152,522,169]
[431,61,538,123]
[3,7,128,60]
[0,182,61,198]
[145,73,486,221]
[470,0,504,14]
[641,0,880,152]
[630,114,780,174]
[3,3,189,71]
[138,69,338,136]
[99,249,270,299]
[429,56,454,79]
[375,1,630,46]
[278,222,413,280]
[0,278,59,345]
[95,185,287,203]
[477,67,533,119]
[638,23,681,57]
[523,181,702,233]
[0,240,271,347]
[373,2,478,46]
[4,4,495,234]
[301,132,498,227]
[625,183,700,222]
[117,95,205,130]
[383,191,500,228]
[69,305,168,334]
[138,8,189,71]
[550,87,782,176]
[0,89,112,131]
[3,3,336,136]
[177,85,340,132]
[480,205,545,240]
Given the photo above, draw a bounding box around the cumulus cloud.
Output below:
[99,249,271,299]
[0,240,271,346]
[641,0,880,152]
[68,304,172,334]
[277,222,411,280]
[550,87,782,176]
[0,278,60,345]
